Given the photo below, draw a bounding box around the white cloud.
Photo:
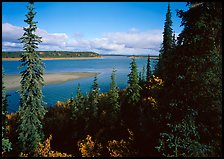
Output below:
[102,29,162,50]
[2,23,23,43]
[90,38,125,51]
[2,23,70,51]
[36,29,69,46]
[2,22,163,55]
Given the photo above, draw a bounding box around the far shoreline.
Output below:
[4,72,100,90]
[128,56,159,60]
[2,56,102,61]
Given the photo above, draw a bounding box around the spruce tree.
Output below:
[108,68,120,121]
[89,76,100,118]
[146,55,151,80]
[2,68,12,155]
[157,2,222,156]
[17,2,46,155]
[172,32,176,48]
[126,58,142,105]
[141,66,146,82]
[155,3,173,78]
[162,2,173,55]
[2,68,9,130]
[174,2,222,155]
[72,83,85,120]
[139,72,142,83]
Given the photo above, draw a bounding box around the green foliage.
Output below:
[2,69,12,155]
[2,137,12,154]
[108,68,120,122]
[172,32,176,48]
[2,68,9,133]
[146,55,151,80]
[155,3,173,78]
[17,2,47,155]
[141,66,146,82]
[126,58,142,105]
[176,2,222,155]
[156,111,212,157]
[162,3,173,53]
[89,76,100,118]
[72,83,85,120]
[156,2,222,156]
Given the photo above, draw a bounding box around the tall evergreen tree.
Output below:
[17,2,46,155]
[155,3,173,78]
[72,83,85,120]
[162,2,173,55]
[126,58,142,105]
[108,68,120,121]
[146,55,151,80]
[174,2,222,156]
[89,76,100,118]
[172,32,176,48]
[157,2,222,156]
[2,68,9,130]
[2,68,12,155]
[141,66,146,82]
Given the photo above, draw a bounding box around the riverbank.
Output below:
[2,57,102,61]
[4,72,99,90]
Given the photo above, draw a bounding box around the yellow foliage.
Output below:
[152,75,164,85]
[145,75,164,90]
[147,96,157,110]
[78,130,136,157]
[55,100,72,109]
[143,76,163,110]
[127,129,134,141]
[99,93,108,98]
[107,139,129,157]
[106,129,136,157]
[78,135,103,157]
[34,134,72,157]
[6,113,17,120]
[19,152,28,157]
[5,113,18,138]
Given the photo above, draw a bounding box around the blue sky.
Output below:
[2,2,188,55]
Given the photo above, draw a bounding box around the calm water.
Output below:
[3,56,158,113]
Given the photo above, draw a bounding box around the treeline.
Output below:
[2,51,100,58]
[2,2,222,157]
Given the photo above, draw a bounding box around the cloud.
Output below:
[99,29,163,55]
[2,22,163,55]
[2,23,70,51]
[36,29,69,46]
[2,23,23,43]
[90,38,125,51]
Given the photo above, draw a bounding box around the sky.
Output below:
[2,2,188,55]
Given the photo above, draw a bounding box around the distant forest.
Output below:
[2,51,100,58]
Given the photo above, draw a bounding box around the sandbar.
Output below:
[4,72,99,90]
